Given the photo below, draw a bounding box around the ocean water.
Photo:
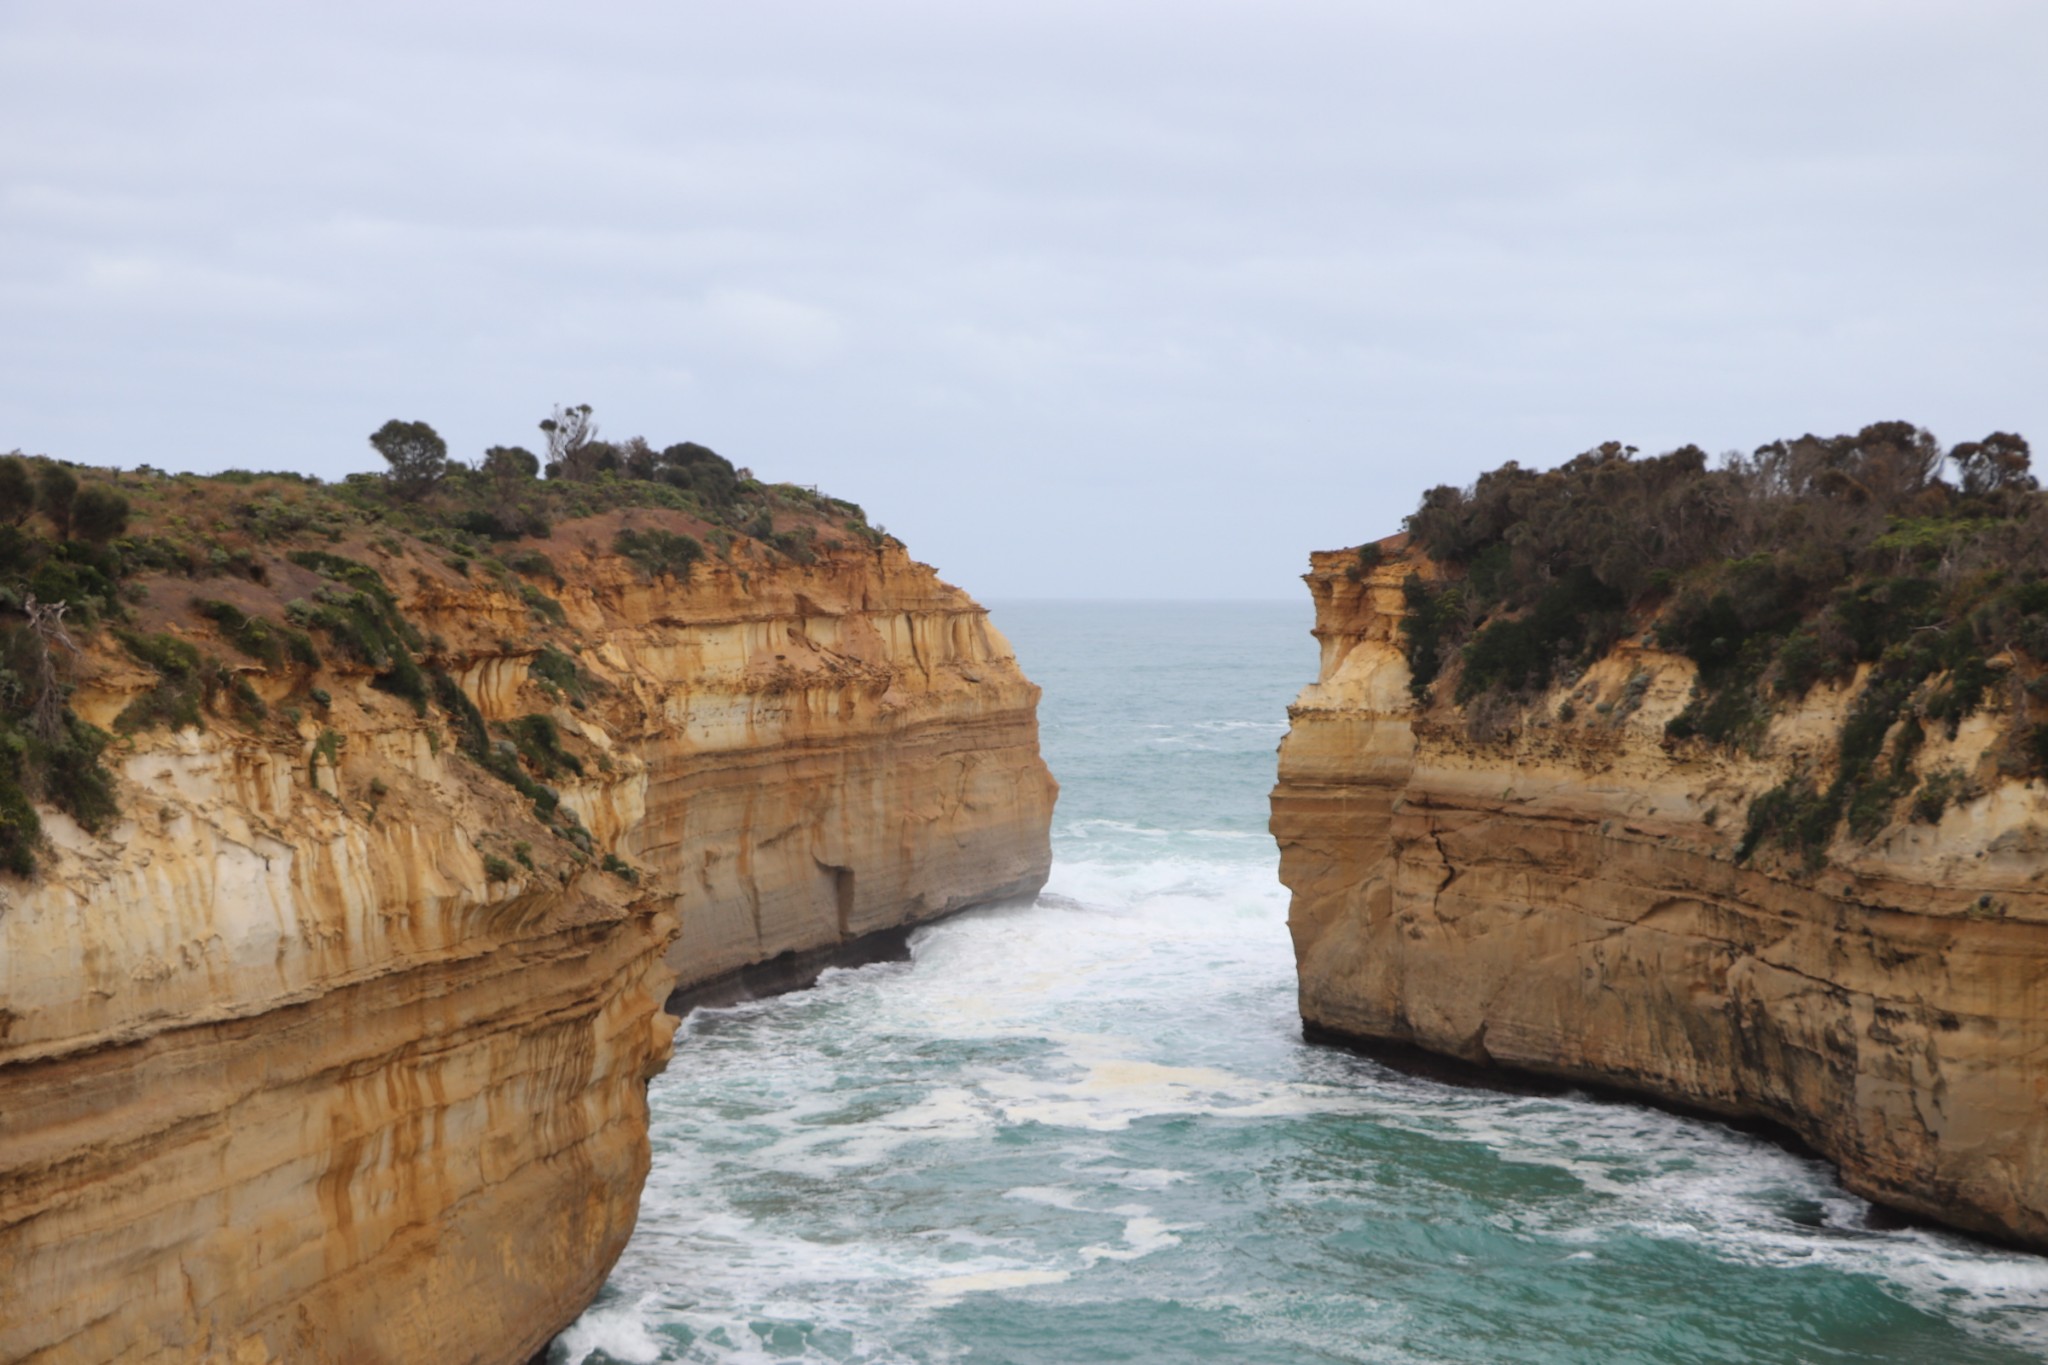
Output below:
[553,601,2048,1365]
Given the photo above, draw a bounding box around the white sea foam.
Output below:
[1003,1185,1089,1211]
[550,1293,667,1365]
[982,1057,1339,1132]
[561,624,2048,1365]
[919,1267,1072,1308]
[1093,1166,1190,1190]
[1079,1215,1185,1263]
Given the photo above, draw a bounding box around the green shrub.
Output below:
[519,582,567,626]
[301,592,396,665]
[26,556,117,626]
[309,728,342,784]
[23,714,120,836]
[1912,767,1969,823]
[612,527,703,580]
[287,553,428,709]
[1845,775,1909,840]
[194,599,285,667]
[368,645,428,715]
[1456,568,1622,703]
[1837,676,1915,783]
[0,772,38,876]
[1398,574,1456,701]
[769,525,817,565]
[530,645,587,702]
[2027,724,2048,777]
[0,457,31,523]
[506,549,558,582]
[113,629,207,733]
[288,550,394,602]
[1923,652,1994,735]
[430,669,490,756]
[226,673,267,725]
[431,671,574,830]
[71,486,130,543]
[1740,779,1838,867]
[482,854,514,882]
[1870,516,1992,565]
[1346,542,1385,581]
[1831,577,1941,662]
[36,464,78,539]
[1773,630,1838,697]
[502,712,582,778]
[1664,672,1766,748]
[1889,715,1926,778]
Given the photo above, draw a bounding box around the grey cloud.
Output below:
[2,0,2043,598]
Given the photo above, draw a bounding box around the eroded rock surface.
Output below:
[0,528,1053,1363]
[1272,543,2048,1248]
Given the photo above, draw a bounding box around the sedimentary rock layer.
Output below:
[1272,544,2048,1248]
[0,526,1054,1363]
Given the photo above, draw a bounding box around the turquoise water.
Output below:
[554,601,2048,1364]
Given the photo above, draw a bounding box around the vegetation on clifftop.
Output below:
[0,406,887,877]
[1387,422,2048,865]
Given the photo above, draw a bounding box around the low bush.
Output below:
[519,582,567,626]
[1399,575,1458,701]
[1739,778,1837,868]
[113,629,208,733]
[194,598,316,669]
[502,712,582,779]
[506,549,558,582]
[1457,568,1623,703]
[613,527,703,581]
[529,645,587,703]
[1912,766,1970,823]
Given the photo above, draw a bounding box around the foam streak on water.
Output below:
[554,603,2048,1365]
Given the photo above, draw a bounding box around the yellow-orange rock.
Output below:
[0,527,1054,1363]
[1272,543,2048,1248]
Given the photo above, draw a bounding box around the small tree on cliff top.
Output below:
[71,485,130,544]
[540,403,601,480]
[35,463,77,540]
[370,419,449,498]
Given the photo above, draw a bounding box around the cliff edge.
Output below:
[0,452,1053,1363]
[1273,427,2048,1249]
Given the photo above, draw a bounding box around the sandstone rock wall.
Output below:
[1272,544,2048,1248]
[0,528,1054,1363]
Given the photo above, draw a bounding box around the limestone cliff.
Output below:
[1273,542,2048,1249]
[0,512,1053,1363]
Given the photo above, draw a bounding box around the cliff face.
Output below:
[0,523,1054,1364]
[1272,544,2048,1248]
[553,535,1056,995]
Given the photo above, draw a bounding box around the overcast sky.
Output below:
[3,2,2043,598]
